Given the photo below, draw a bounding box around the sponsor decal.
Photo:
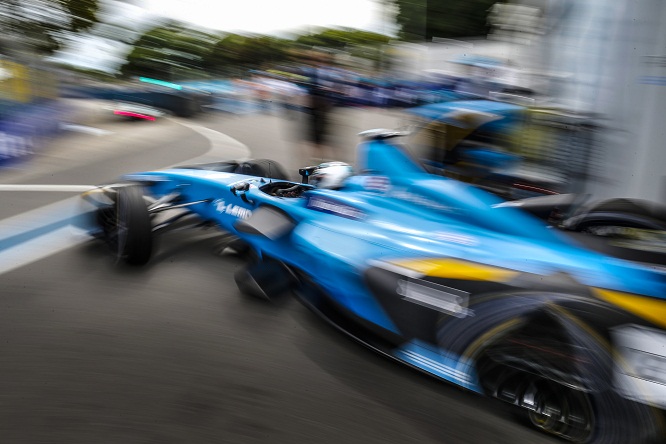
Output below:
[307,195,365,220]
[213,199,252,219]
[364,175,391,192]
[390,187,456,213]
[397,278,473,317]
[122,174,168,182]
[433,231,478,246]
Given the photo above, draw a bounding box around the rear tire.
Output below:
[572,198,666,233]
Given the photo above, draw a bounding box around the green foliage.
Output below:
[295,28,391,50]
[0,0,99,55]
[394,0,426,42]
[121,25,392,79]
[204,34,292,75]
[393,0,496,41]
[427,0,496,39]
[60,0,98,32]
[120,23,218,80]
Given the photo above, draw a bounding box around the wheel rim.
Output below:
[477,354,594,443]
[524,380,594,443]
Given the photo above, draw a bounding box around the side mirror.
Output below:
[298,165,318,184]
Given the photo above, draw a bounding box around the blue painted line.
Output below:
[0,212,91,252]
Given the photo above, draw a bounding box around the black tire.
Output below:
[106,185,152,265]
[563,198,666,265]
[584,198,662,216]
[571,198,666,233]
[475,323,595,443]
[474,318,660,444]
[233,159,290,180]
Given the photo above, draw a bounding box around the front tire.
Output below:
[99,185,152,265]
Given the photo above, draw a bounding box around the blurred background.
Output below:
[1,0,666,201]
[2,3,666,443]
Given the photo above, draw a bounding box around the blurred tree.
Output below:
[0,0,100,55]
[393,0,497,41]
[120,23,218,80]
[295,28,391,50]
[121,25,392,79]
[394,0,427,42]
[294,28,392,72]
[204,34,292,76]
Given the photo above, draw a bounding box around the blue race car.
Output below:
[81,129,666,444]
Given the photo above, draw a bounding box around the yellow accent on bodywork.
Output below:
[593,288,666,329]
[462,317,523,360]
[390,258,519,281]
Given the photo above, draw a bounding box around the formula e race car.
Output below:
[405,99,593,201]
[80,129,666,444]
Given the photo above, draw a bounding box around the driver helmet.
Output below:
[309,161,353,189]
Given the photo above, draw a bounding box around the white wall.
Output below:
[535,0,666,202]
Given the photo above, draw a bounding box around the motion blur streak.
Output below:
[0,225,88,275]
[0,196,92,276]
[0,185,96,192]
[113,110,156,121]
[0,122,248,276]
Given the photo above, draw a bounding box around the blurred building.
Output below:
[0,37,63,166]
[391,1,666,203]
[490,0,666,203]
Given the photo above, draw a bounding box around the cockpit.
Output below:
[259,181,314,198]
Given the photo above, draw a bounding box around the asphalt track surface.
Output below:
[0,102,562,443]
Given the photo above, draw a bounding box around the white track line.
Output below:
[171,120,251,163]
[59,123,113,136]
[0,122,250,275]
[0,184,97,192]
